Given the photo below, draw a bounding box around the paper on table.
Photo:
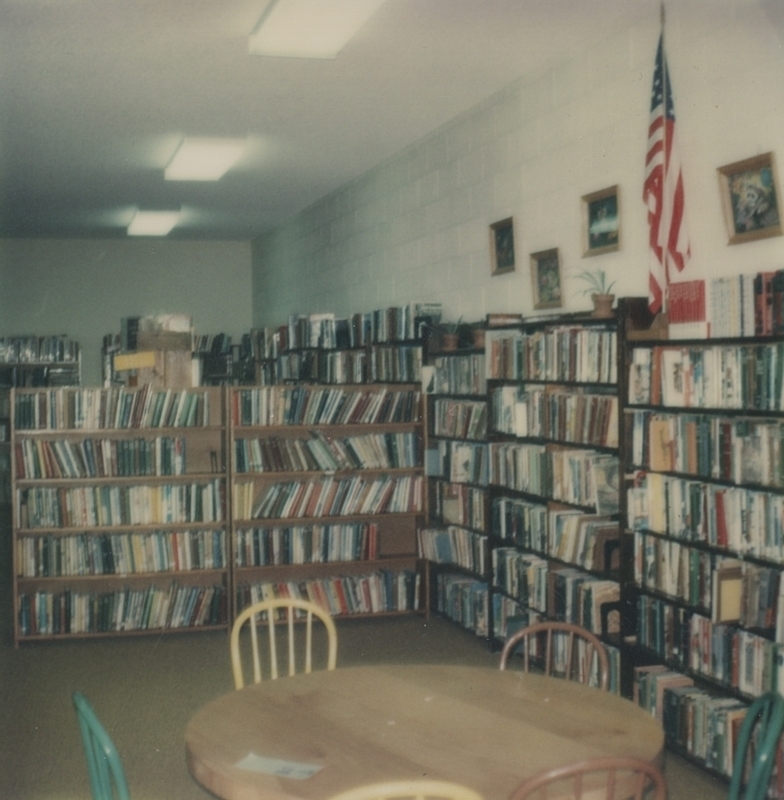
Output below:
[234,752,323,780]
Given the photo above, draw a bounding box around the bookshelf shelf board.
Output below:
[236,467,421,480]
[232,422,421,433]
[15,522,227,535]
[16,568,229,585]
[15,473,225,487]
[17,623,229,644]
[429,433,486,444]
[234,556,418,580]
[234,511,422,526]
[13,426,226,438]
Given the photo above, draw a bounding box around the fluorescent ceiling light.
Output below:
[164,137,246,181]
[249,0,387,59]
[127,209,180,237]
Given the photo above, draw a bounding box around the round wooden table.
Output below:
[185,664,663,800]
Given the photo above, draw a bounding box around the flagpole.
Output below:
[660,2,669,318]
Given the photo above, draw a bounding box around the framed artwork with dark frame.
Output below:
[582,185,620,256]
[530,248,563,310]
[717,152,782,245]
[489,217,515,276]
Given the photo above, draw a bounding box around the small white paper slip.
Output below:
[234,752,323,780]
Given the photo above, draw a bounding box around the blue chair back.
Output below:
[728,692,784,800]
[72,692,131,800]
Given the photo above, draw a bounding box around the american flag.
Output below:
[643,34,689,315]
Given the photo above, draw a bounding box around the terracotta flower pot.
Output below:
[591,293,615,318]
[441,333,459,351]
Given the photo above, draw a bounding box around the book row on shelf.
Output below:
[485,325,618,384]
[17,528,227,578]
[634,665,753,778]
[14,385,212,430]
[15,435,187,480]
[485,442,619,512]
[235,474,423,521]
[676,268,784,340]
[235,569,421,618]
[233,430,420,474]
[274,344,424,385]
[231,385,420,427]
[0,335,80,364]
[18,582,227,638]
[627,408,784,487]
[431,397,488,441]
[627,470,784,562]
[634,594,784,701]
[628,341,784,411]
[490,384,618,448]
[234,522,379,567]
[17,479,224,530]
[633,531,784,633]
[433,481,486,531]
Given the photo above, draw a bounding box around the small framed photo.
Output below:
[530,248,563,309]
[717,152,782,244]
[489,217,515,276]
[582,185,620,256]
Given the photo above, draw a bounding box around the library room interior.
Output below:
[2,1,784,798]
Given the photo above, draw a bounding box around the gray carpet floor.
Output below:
[0,530,728,799]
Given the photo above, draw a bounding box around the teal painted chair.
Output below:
[72,692,131,800]
[728,692,784,800]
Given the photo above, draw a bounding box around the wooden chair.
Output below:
[230,597,338,689]
[72,692,131,800]
[508,756,667,800]
[499,621,610,691]
[728,692,784,800]
[328,779,484,800]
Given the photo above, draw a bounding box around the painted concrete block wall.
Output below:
[0,238,252,385]
[252,1,784,328]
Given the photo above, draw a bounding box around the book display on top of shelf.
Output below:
[621,317,784,781]
[251,303,441,387]
[10,384,229,644]
[0,335,81,388]
[229,383,426,621]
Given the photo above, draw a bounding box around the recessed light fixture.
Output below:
[164,137,246,181]
[249,0,387,59]
[127,209,181,237]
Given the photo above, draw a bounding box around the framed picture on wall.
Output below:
[582,185,620,256]
[489,217,515,275]
[717,152,782,244]
[530,248,562,309]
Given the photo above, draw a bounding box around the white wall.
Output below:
[252,0,784,327]
[0,238,252,385]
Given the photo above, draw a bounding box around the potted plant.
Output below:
[438,318,462,351]
[469,321,486,349]
[573,269,617,318]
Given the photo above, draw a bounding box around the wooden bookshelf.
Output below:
[11,384,229,644]
[228,383,426,620]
